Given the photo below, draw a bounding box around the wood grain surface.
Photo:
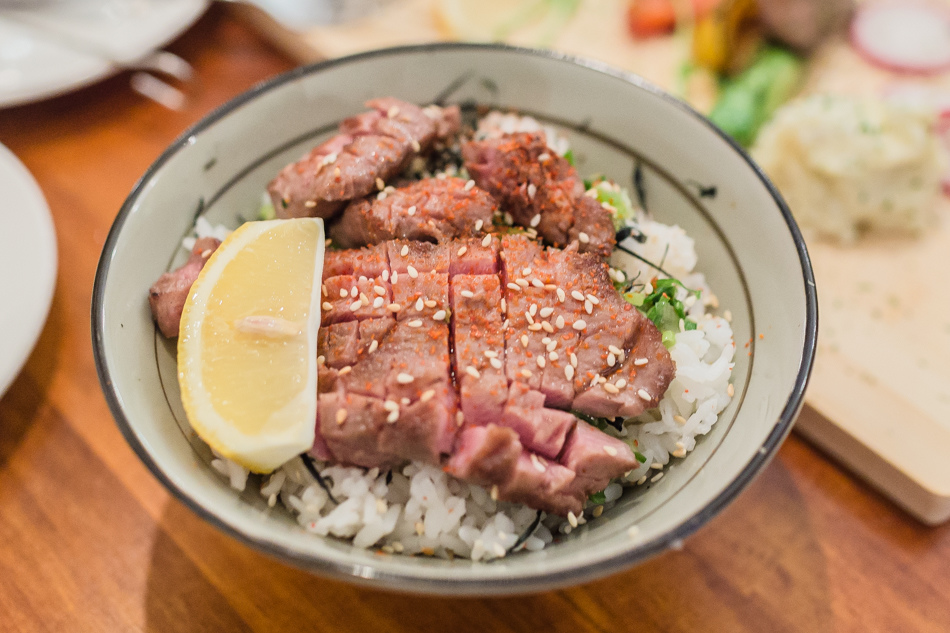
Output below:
[1,6,948,632]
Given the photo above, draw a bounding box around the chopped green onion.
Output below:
[634,451,647,464]
[588,490,607,504]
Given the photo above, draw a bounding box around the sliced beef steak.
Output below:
[462,132,616,257]
[329,177,497,248]
[269,99,461,220]
[148,237,220,338]
[313,236,674,515]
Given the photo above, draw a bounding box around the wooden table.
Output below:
[1,6,947,631]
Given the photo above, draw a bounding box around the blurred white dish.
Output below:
[0,0,207,107]
[0,144,56,397]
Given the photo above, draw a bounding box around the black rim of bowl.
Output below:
[92,42,818,595]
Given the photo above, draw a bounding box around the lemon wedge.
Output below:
[178,219,325,473]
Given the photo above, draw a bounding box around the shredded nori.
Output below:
[632,160,647,211]
[300,453,338,504]
[508,510,543,554]
[614,240,678,280]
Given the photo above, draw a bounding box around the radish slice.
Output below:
[851,2,950,74]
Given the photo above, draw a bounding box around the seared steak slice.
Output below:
[148,237,220,338]
[499,452,581,517]
[560,420,640,497]
[446,424,522,486]
[499,382,575,460]
[462,132,616,257]
[329,177,497,248]
[269,99,461,220]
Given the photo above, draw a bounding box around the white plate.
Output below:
[0,144,57,397]
[0,0,208,108]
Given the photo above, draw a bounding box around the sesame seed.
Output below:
[360,293,370,306]
[531,278,544,289]
[571,290,585,301]
[490,358,502,369]
[593,505,604,518]
[387,303,401,312]
[585,300,593,314]
[634,358,648,366]
[304,200,317,208]
[651,472,664,483]
[387,105,399,118]
[537,356,546,369]
[603,445,618,456]
[503,212,513,225]
[460,179,474,191]
[637,388,652,401]
[528,323,543,331]
[424,300,437,308]
[490,485,499,500]
[570,353,578,367]
[727,383,735,397]
[608,345,622,355]
[391,271,399,284]
[546,340,558,352]
[407,205,417,216]
[433,310,447,322]
[457,246,468,257]
[587,294,600,305]
[376,177,385,190]
[530,214,541,228]
[387,410,399,424]
[335,409,348,425]
[567,511,578,528]
[482,234,492,247]
[541,321,554,333]
[322,301,333,311]
[317,355,326,365]
[564,365,574,380]
[456,411,464,426]
[338,366,352,375]
[419,390,436,403]
[573,319,587,330]
[578,232,590,243]
[607,353,616,367]
[493,543,506,558]
[615,378,627,389]
[521,334,529,347]
[411,139,421,152]
[406,319,423,328]
[396,373,415,384]
[549,351,559,361]
[520,369,533,378]
[556,288,566,302]
[526,182,537,199]
[383,400,399,412]
[674,414,687,425]
[415,298,424,311]
[381,270,390,282]
[407,265,418,278]
[373,285,385,296]
[474,219,484,232]
[483,350,498,359]
[529,303,538,317]
[603,383,620,394]
[368,339,379,353]
[530,453,546,473]
[340,289,348,298]
[500,298,507,312]
[515,278,529,288]
[466,366,481,379]
[538,152,550,161]
[349,301,361,312]
[373,297,384,308]
[525,312,535,325]
[555,315,565,329]
[539,307,554,318]
[545,283,557,291]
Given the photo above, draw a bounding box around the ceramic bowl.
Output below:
[92,44,817,595]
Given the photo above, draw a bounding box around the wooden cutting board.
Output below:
[231,0,950,524]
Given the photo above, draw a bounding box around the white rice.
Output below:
[197,114,735,560]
